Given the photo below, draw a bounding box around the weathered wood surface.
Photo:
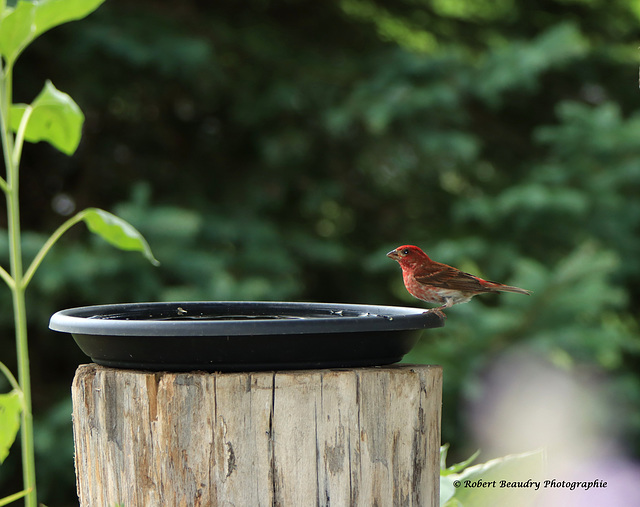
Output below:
[72,364,442,506]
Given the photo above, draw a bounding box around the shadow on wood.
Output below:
[71,364,442,506]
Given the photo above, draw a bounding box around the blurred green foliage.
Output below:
[1,0,640,504]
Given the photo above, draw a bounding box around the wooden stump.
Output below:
[71,364,442,506]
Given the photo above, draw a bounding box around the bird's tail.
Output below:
[484,281,531,295]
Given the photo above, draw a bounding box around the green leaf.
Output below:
[0,390,22,464]
[441,446,481,476]
[0,0,105,65]
[10,80,84,155]
[440,444,450,471]
[440,475,457,507]
[0,0,35,65]
[440,445,481,506]
[32,0,106,40]
[80,208,160,266]
[446,449,545,507]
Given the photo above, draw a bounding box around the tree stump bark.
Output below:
[71,363,442,506]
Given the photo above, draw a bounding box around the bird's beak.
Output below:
[386,249,399,260]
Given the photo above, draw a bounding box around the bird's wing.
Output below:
[413,264,490,293]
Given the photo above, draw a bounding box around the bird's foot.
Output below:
[423,308,447,319]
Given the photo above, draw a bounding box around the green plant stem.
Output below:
[10,290,35,507]
[0,264,15,289]
[0,61,9,197]
[0,488,32,507]
[0,61,37,507]
[0,360,21,392]
[11,105,32,170]
[0,68,13,186]
[22,210,86,289]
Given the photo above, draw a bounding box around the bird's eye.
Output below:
[402,248,410,255]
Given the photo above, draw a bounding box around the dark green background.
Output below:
[2,0,640,504]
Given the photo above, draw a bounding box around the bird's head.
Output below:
[386,245,431,268]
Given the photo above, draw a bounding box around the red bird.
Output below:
[387,245,530,312]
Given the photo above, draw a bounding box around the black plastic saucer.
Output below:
[49,301,444,372]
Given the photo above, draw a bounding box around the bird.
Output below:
[387,245,530,313]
